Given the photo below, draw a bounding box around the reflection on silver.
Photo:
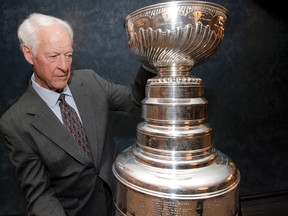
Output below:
[113,1,240,215]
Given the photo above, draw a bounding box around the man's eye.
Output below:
[65,54,73,60]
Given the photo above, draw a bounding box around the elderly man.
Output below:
[0,13,154,216]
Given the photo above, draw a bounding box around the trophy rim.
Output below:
[124,0,229,25]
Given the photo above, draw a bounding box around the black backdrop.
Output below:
[0,0,287,214]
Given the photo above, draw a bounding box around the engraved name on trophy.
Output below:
[113,1,240,215]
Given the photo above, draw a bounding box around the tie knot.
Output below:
[59,94,66,102]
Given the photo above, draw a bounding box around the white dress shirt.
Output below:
[31,73,82,123]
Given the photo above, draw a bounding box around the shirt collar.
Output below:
[31,73,73,108]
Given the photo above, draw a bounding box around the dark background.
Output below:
[0,0,287,215]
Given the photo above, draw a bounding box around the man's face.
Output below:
[28,24,73,91]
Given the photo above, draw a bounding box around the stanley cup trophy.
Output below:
[113,1,240,215]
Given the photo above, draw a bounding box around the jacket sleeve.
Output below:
[131,65,157,104]
[86,65,156,111]
[0,119,67,216]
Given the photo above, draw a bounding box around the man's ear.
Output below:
[21,45,34,65]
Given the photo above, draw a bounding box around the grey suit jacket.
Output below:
[0,67,154,216]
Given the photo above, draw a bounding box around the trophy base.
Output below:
[114,178,240,216]
[113,146,240,216]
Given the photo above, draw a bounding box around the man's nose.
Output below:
[57,55,69,70]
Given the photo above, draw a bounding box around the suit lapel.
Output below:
[26,87,93,167]
[69,76,102,169]
[69,78,101,168]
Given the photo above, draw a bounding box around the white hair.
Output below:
[17,13,74,54]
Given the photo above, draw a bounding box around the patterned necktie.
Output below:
[58,94,92,159]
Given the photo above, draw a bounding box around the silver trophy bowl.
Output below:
[113,1,240,215]
[125,0,228,75]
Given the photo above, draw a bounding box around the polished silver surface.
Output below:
[113,1,240,215]
[125,0,228,75]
